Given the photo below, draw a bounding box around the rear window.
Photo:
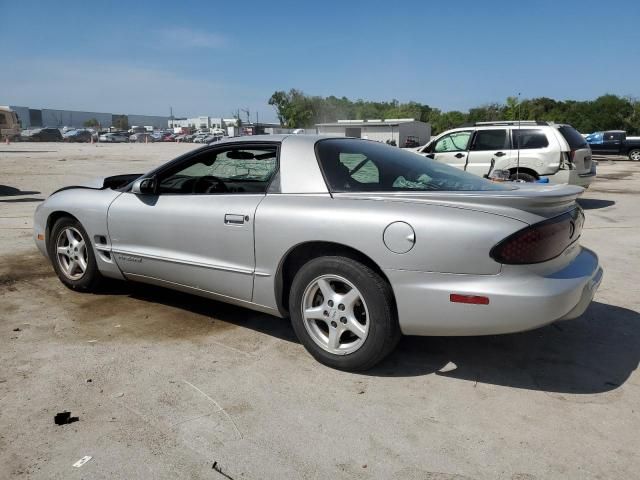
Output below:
[316,138,511,193]
[512,129,549,149]
[557,125,587,149]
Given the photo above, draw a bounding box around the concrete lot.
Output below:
[1,143,639,479]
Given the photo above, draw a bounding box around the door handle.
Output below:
[454,153,466,158]
[494,151,506,157]
[224,214,246,225]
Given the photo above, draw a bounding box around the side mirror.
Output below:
[425,153,435,159]
[131,176,157,195]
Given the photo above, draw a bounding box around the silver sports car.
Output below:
[34,135,603,370]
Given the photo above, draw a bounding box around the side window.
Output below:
[338,153,379,183]
[472,130,508,151]
[512,129,549,149]
[158,146,278,194]
[434,131,472,152]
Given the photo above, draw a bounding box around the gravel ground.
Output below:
[1,143,639,479]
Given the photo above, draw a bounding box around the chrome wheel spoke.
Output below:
[345,315,366,337]
[316,278,334,301]
[57,246,68,255]
[327,327,341,350]
[339,288,359,311]
[77,255,87,272]
[65,228,76,245]
[304,306,326,321]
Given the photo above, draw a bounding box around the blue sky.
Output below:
[2,0,639,122]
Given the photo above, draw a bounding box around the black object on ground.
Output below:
[54,411,79,425]
[212,461,234,479]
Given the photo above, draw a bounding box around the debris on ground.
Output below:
[212,461,235,479]
[54,411,79,425]
[13,327,21,332]
[72,456,92,468]
[115,392,124,398]
[86,379,92,383]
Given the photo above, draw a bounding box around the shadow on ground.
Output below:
[98,279,638,394]
[0,185,41,196]
[577,198,615,210]
[367,301,640,394]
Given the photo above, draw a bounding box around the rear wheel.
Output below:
[629,149,640,162]
[510,171,537,182]
[49,217,102,291]
[289,256,400,371]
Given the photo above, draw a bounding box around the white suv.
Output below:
[413,121,596,187]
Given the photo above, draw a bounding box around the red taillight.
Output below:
[490,209,584,265]
[569,149,576,162]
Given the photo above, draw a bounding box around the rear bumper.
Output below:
[387,247,602,336]
[549,163,597,188]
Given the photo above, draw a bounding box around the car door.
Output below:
[427,130,473,170]
[465,129,510,177]
[600,131,625,154]
[107,142,279,301]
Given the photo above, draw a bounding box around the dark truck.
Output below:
[585,130,640,161]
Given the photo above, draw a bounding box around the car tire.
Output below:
[510,171,537,182]
[289,256,401,371]
[629,149,640,162]
[48,217,103,292]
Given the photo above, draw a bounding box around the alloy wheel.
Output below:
[301,274,369,355]
[55,226,88,280]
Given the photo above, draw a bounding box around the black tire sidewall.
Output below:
[289,256,399,371]
[48,217,101,291]
[510,172,536,182]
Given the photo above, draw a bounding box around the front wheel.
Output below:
[49,217,103,291]
[289,256,400,371]
[629,149,640,162]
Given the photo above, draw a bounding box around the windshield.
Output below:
[316,138,511,192]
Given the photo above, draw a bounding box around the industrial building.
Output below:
[9,105,169,130]
[315,118,430,147]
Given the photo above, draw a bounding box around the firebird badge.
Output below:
[117,255,142,263]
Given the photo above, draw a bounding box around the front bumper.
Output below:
[386,247,602,336]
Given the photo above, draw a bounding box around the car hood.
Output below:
[50,173,143,196]
[333,183,584,224]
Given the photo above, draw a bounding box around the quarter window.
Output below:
[434,131,472,152]
[512,129,549,149]
[472,130,508,151]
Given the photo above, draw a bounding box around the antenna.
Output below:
[516,92,522,181]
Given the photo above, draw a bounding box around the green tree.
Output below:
[84,118,100,128]
[112,115,129,130]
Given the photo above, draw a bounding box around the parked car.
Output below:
[0,106,21,140]
[162,133,177,142]
[34,135,602,371]
[63,129,93,143]
[99,132,129,143]
[192,133,210,143]
[585,130,640,161]
[20,127,63,142]
[129,132,154,143]
[412,121,596,188]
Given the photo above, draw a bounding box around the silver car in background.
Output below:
[33,135,602,370]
